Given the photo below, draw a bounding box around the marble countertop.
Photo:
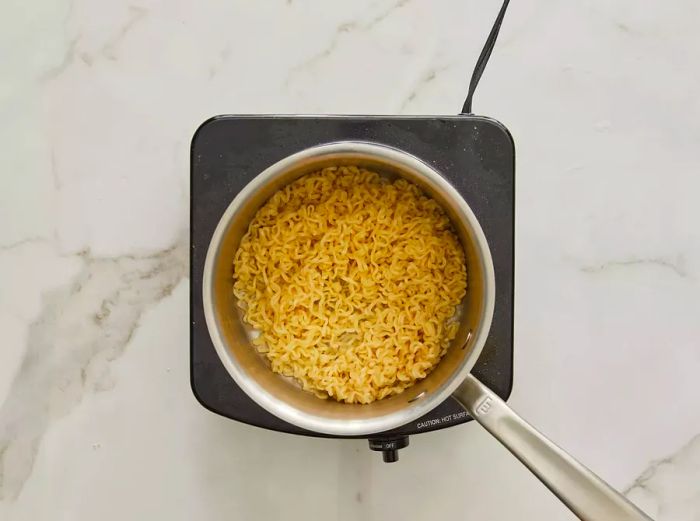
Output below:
[2,0,699,519]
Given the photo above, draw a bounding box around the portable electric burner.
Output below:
[190,115,514,460]
[190,1,514,462]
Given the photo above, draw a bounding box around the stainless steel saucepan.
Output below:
[203,142,651,521]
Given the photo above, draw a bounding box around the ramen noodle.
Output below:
[233,166,467,404]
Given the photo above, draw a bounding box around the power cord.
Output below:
[461,0,511,114]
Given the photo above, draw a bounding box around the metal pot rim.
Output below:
[202,141,496,435]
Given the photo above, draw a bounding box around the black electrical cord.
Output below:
[461,0,511,114]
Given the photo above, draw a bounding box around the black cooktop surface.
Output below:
[190,115,514,439]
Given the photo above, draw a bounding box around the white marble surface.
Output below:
[1,0,699,519]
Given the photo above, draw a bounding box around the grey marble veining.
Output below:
[1,0,699,519]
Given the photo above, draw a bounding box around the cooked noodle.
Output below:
[233,166,467,404]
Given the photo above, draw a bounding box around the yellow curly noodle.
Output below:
[232,166,467,404]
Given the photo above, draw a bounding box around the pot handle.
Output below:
[453,374,652,521]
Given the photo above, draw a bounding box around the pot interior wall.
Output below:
[209,147,490,425]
